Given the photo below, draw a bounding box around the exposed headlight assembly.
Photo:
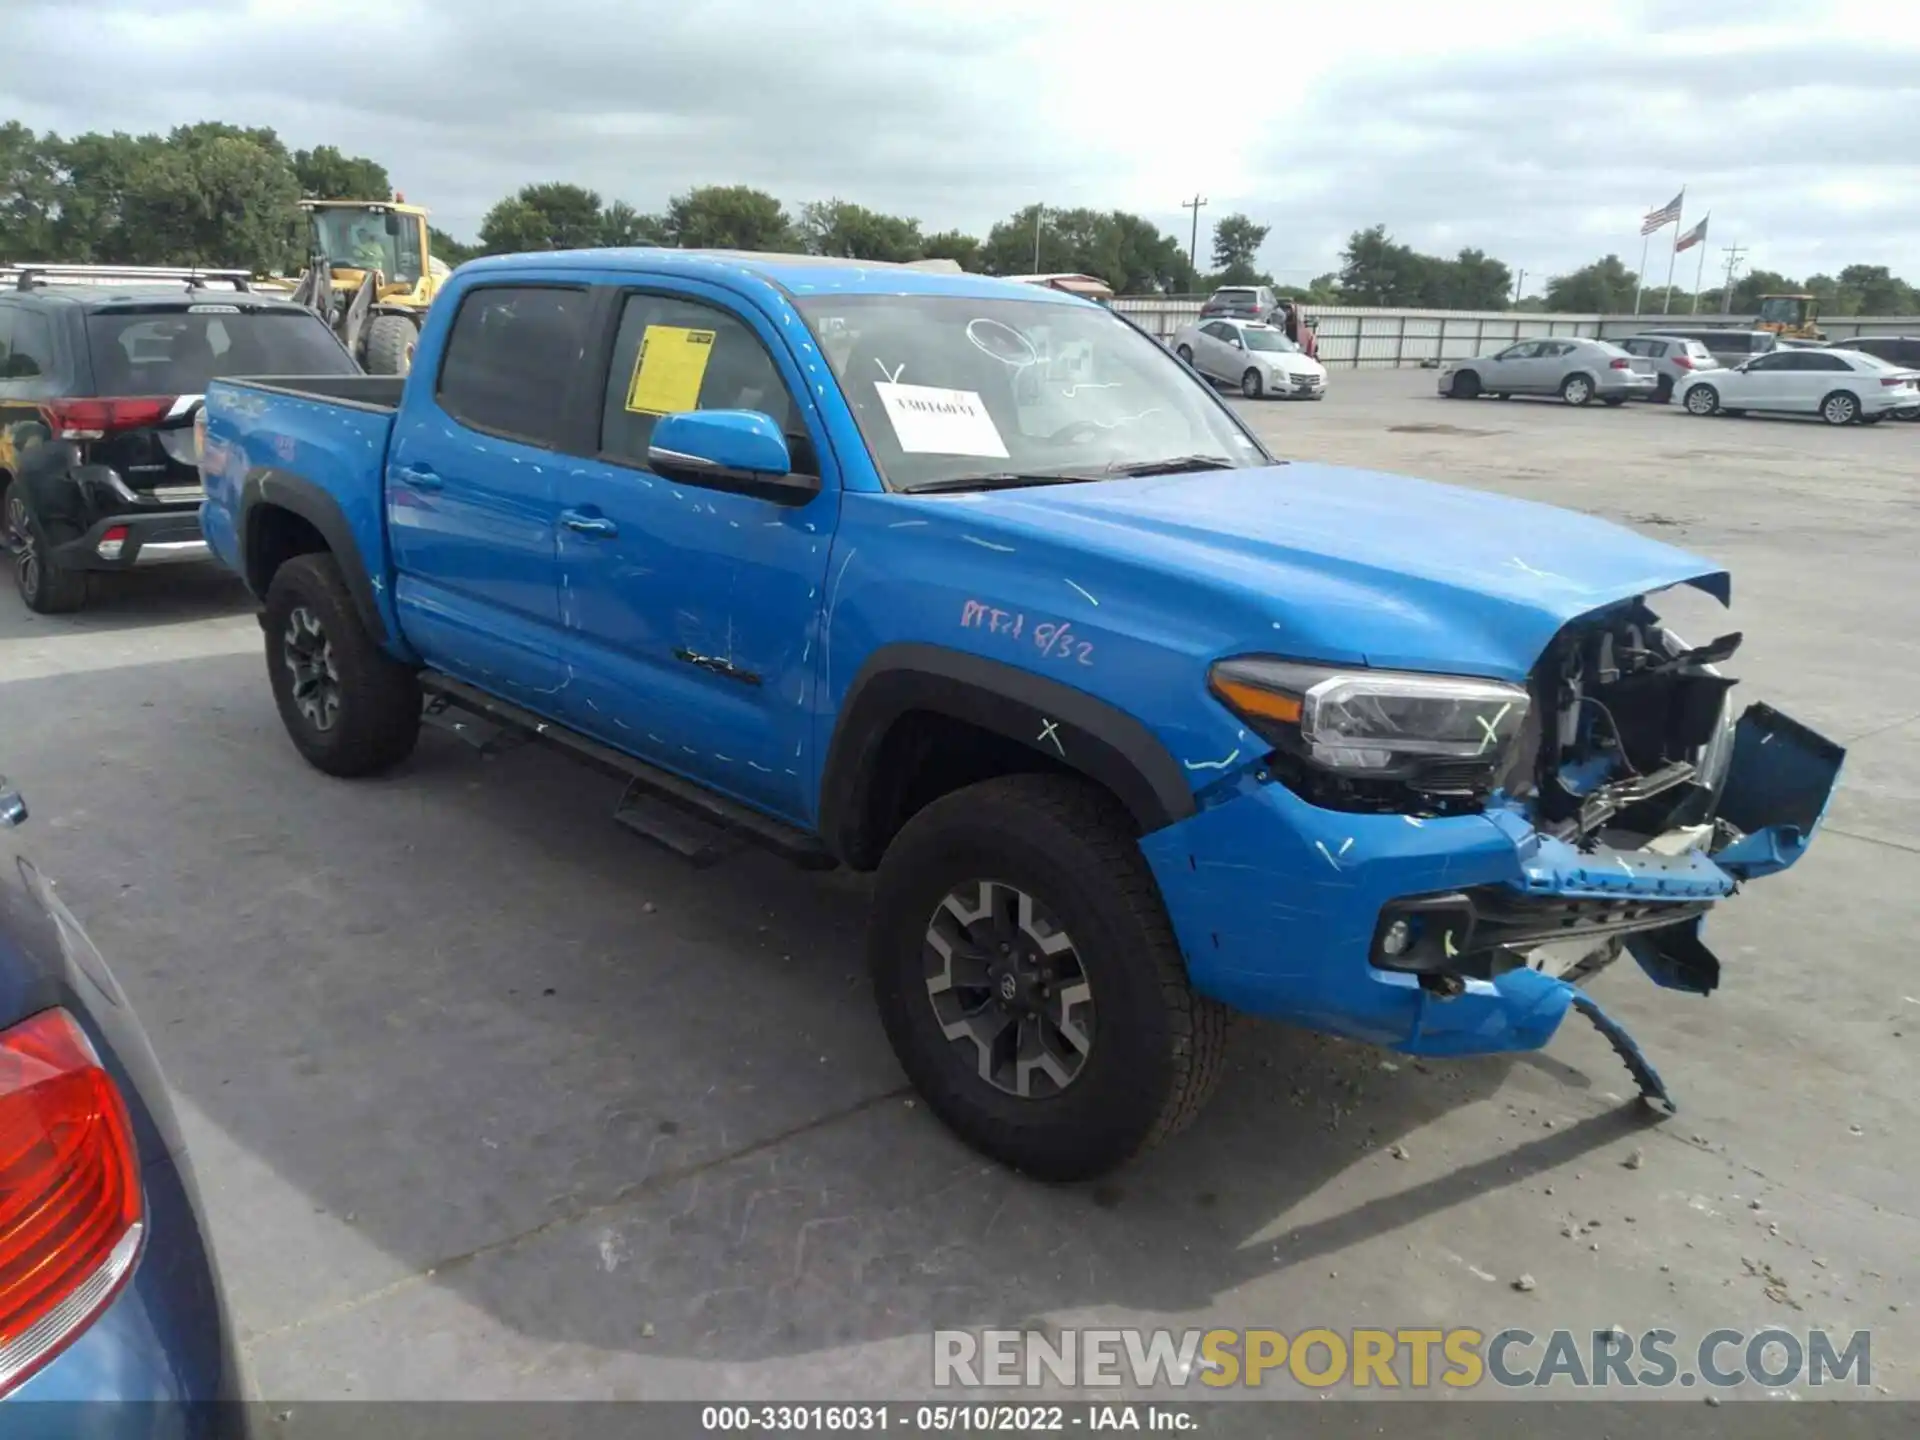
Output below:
[1208,658,1531,780]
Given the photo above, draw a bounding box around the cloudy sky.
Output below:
[4,0,1916,290]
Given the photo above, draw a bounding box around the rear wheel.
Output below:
[1601,394,1627,407]
[4,486,86,614]
[1820,390,1859,426]
[1859,414,1884,426]
[1241,368,1264,400]
[1448,369,1481,400]
[264,553,421,776]
[868,774,1228,1180]
[1560,373,1595,406]
[363,314,419,376]
[1683,383,1720,416]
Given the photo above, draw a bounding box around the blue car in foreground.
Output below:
[0,774,244,1427]
[198,249,1842,1180]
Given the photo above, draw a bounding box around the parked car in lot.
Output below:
[1646,326,1778,368]
[1197,285,1279,322]
[0,263,359,614]
[0,772,245,1421]
[1846,336,1920,419]
[1616,334,1721,403]
[1677,346,1920,425]
[1439,337,1657,406]
[201,248,1841,1180]
[1171,318,1327,398]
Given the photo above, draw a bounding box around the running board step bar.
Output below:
[418,673,837,871]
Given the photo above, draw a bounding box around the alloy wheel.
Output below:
[282,605,343,732]
[923,879,1094,1099]
[4,493,38,598]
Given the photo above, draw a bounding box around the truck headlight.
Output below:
[1208,658,1531,777]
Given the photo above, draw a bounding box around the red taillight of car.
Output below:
[1610,358,1632,369]
[36,397,177,442]
[1880,376,1911,387]
[1673,356,1694,370]
[0,1009,143,1398]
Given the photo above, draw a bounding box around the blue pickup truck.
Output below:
[198,250,1842,1180]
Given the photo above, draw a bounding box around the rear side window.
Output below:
[5,309,55,379]
[85,306,355,395]
[436,285,591,447]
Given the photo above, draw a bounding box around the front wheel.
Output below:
[1560,373,1595,406]
[868,774,1229,1181]
[1684,384,1720,416]
[1448,370,1481,400]
[1241,368,1264,400]
[264,553,422,776]
[1174,344,1194,366]
[363,314,418,376]
[1821,391,1860,426]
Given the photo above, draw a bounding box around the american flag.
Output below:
[1674,216,1709,252]
[1642,191,1684,235]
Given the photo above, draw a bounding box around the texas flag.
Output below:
[1675,216,1709,252]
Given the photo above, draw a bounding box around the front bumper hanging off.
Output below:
[1141,700,1844,1109]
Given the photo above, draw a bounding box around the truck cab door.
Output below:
[551,281,839,823]
[384,283,593,703]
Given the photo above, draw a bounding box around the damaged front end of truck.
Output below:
[1144,576,1845,1113]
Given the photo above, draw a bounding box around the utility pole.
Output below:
[1181,194,1208,272]
[1032,205,1043,271]
[1718,245,1747,316]
[1512,268,1526,306]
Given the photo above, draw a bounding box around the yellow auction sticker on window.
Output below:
[625,325,716,415]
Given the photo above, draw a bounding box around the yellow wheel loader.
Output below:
[1755,294,1825,343]
[289,198,448,375]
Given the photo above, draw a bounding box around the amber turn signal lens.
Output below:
[1209,676,1303,725]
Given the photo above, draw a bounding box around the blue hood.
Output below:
[953,463,1731,678]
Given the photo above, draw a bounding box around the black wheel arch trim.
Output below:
[819,642,1197,867]
[238,467,390,645]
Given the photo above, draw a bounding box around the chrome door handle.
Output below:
[561,510,618,538]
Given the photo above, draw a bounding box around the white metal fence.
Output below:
[1111,297,1920,368]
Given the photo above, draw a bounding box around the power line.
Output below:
[1181,194,1208,271]
[1718,245,1748,315]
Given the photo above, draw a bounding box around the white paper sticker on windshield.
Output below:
[875,382,1009,458]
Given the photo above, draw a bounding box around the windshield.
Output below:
[1757,297,1806,326]
[86,306,356,394]
[795,293,1267,491]
[309,206,423,285]
[1241,328,1300,353]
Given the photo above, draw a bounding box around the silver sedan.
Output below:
[1438,338,1658,406]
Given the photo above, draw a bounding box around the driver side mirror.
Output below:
[0,775,26,830]
[647,409,819,506]
[1230,336,1244,349]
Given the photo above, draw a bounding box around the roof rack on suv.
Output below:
[0,263,254,292]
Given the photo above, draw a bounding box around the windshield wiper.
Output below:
[1098,454,1242,478]
[897,471,1100,495]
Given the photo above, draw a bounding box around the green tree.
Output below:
[478,183,605,252]
[293,145,390,200]
[798,199,922,261]
[600,199,666,248]
[118,129,302,271]
[1434,247,1513,310]
[1337,225,1431,305]
[1210,212,1269,276]
[1837,263,1915,316]
[1543,254,1638,312]
[428,226,479,266]
[663,185,791,251]
[1730,268,1798,313]
[979,206,1194,292]
[0,122,59,260]
[921,229,982,270]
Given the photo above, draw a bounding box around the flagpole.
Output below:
[1691,219,1709,313]
[1661,189,1685,314]
[1634,230,1650,315]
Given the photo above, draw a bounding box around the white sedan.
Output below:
[1678,347,1920,425]
[1172,318,1327,400]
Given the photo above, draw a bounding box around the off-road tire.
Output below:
[5,484,87,614]
[263,553,421,776]
[363,314,418,376]
[869,773,1229,1181]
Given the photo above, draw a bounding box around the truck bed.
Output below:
[221,374,407,412]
